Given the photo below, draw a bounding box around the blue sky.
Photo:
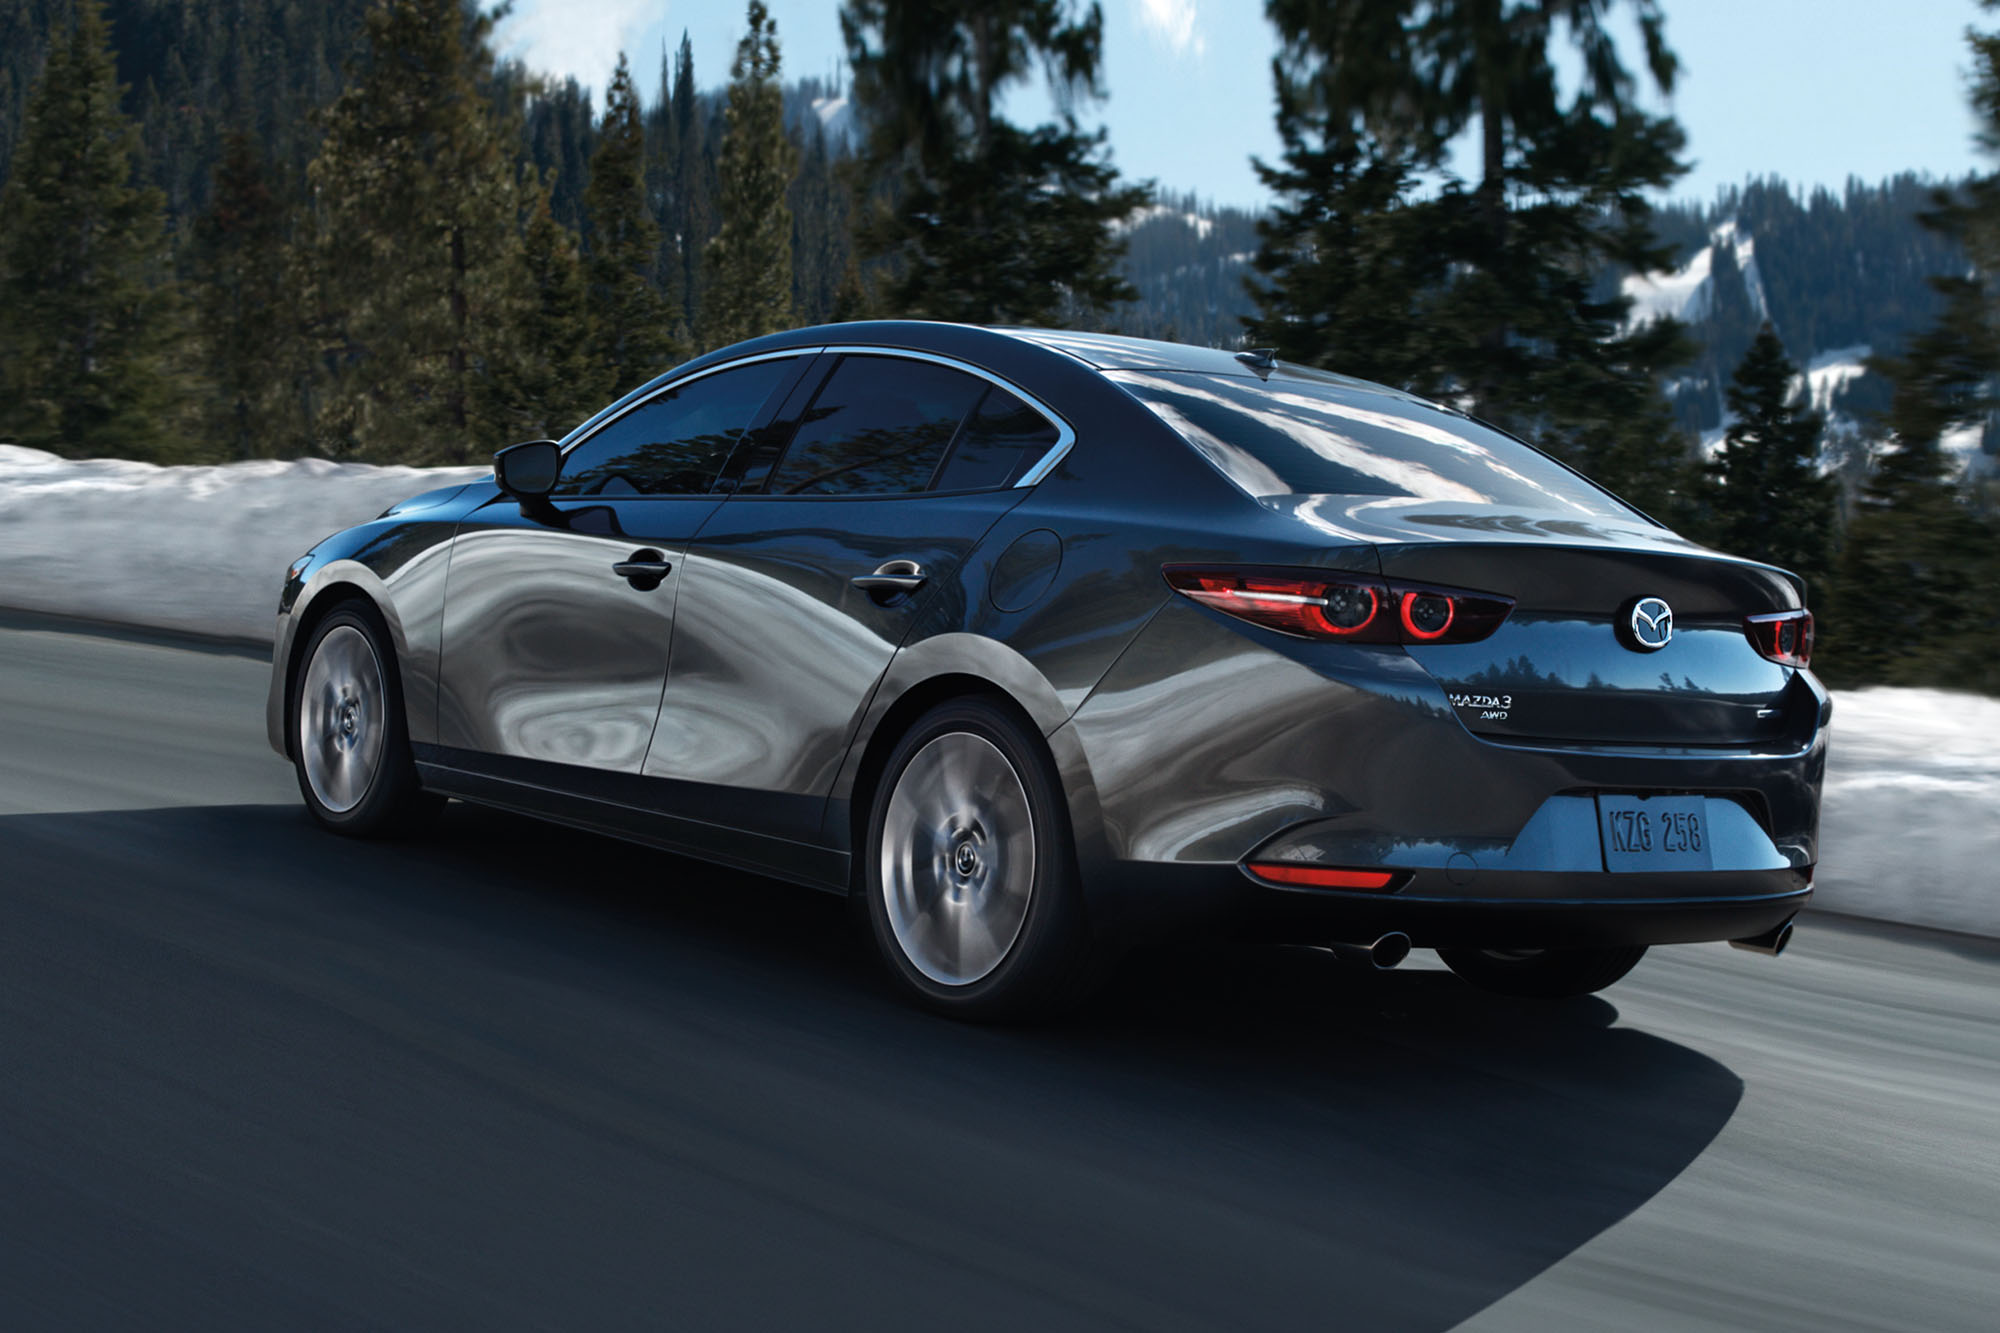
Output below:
[497,0,1991,211]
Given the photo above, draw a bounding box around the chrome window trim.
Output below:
[557,347,825,459]
[555,343,1075,492]
[816,345,1076,489]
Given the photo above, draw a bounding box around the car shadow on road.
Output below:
[2,800,1744,1332]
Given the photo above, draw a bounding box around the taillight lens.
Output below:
[1745,609,1813,668]
[1164,565,1513,645]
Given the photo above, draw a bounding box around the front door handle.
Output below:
[851,559,927,602]
[613,549,673,590]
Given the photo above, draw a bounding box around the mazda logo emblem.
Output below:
[1628,597,1674,651]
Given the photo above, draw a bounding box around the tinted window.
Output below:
[766,356,987,496]
[1113,371,1635,517]
[556,359,793,497]
[934,386,1060,491]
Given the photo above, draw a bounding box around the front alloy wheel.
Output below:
[291,604,437,836]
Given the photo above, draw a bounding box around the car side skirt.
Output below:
[412,744,850,894]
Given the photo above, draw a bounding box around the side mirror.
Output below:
[494,439,561,500]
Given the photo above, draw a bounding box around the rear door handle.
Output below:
[613,549,673,589]
[851,560,927,601]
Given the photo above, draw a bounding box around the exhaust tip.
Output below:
[1330,932,1412,970]
[1730,918,1795,958]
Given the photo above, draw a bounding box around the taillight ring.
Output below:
[1398,590,1456,642]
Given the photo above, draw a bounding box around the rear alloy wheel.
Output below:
[292,604,438,836]
[1437,945,1648,999]
[864,698,1093,1020]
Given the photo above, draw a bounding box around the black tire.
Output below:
[1437,945,1648,999]
[862,697,1095,1021]
[290,603,440,837]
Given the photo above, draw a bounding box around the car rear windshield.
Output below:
[1111,371,1637,517]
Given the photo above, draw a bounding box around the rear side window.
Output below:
[934,386,1061,491]
[556,358,794,497]
[1112,371,1636,517]
[767,356,987,496]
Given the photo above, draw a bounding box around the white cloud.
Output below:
[1136,0,1205,61]
[496,0,656,93]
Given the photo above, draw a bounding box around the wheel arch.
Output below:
[827,636,1108,893]
[277,567,412,760]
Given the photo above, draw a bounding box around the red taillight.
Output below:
[1163,566,1512,645]
[1745,609,1813,668]
[1399,590,1455,641]
[1168,572,1386,640]
[1246,863,1399,891]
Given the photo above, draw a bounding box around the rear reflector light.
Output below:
[1247,863,1399,891]
[1164,565,1513,645]
[1745,609,1813,668]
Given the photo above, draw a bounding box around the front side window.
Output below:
[1112,371,1637,518]
[556,358,794,497]
[765,356,989,496]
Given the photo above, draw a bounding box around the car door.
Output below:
[644,351,1066,844]
[434,354,806,772]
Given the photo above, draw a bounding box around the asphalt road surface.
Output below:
[1,611,1995,1332]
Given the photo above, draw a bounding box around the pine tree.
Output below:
[190,130,303,458]
[790,118,851,325]
[1824,3,2000,693]
[702,1,797,351]
[669,34,717,334]
[840,0,1153,324]
[1248,0,1694,515]
[1700,326,1835,588]
[305,0,534,464]
[484,183,605,440]
[583,53,685,397]
[0,0,188,459]
[1243,19,1440,384]
[642,43,685,326]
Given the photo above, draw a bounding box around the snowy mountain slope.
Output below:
[1629,187,1991,477]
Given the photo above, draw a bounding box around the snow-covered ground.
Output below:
[2,446,1993,937]
[0,446,486,642]
[1817,689,2000,938]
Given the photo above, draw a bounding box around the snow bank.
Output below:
[0,446,486,642]
[1817,688,2000,938]
[1,447,1993,936]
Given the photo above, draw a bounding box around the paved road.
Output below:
[1,614,1995,1332]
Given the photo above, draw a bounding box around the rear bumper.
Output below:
[1080,858,1812,948]
[1242,872,1812,949]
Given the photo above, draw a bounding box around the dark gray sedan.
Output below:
[268,322,1824,1017]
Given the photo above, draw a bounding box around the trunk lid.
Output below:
[1275,496,1807,746]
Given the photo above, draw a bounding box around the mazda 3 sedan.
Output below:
[269,322,1825,1017]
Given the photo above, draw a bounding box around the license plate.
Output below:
[1596,794,1713,873]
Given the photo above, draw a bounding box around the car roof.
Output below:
[988,327,1253,375]
[568,320,1437,449]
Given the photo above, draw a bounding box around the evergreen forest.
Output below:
[0,0,1996,692]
